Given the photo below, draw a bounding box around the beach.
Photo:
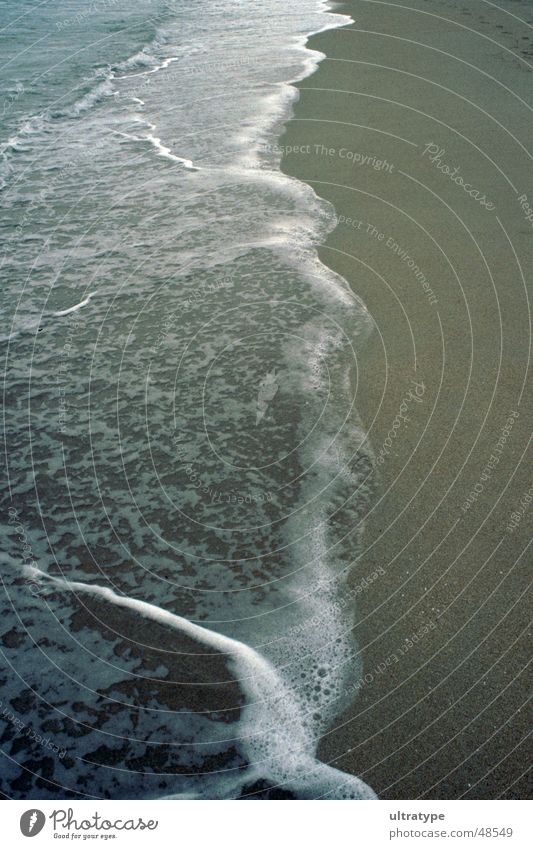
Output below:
[0,0,531,801]
[279,0,532,798]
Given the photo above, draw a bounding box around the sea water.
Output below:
[1,0,376,799]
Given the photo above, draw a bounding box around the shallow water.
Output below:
[1,0,376,799]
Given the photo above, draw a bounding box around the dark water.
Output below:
[0,0,376,798]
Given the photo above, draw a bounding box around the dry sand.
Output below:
[279,0,532,799]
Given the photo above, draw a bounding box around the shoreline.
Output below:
[1,0,530,801]
[279,0,532,798]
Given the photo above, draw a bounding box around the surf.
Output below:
[23,565,375,799]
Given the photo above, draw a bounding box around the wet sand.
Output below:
[279,0,532,798]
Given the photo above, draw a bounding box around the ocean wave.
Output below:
[52,292,96,317]
[1,0,377,801]
[0,25,180,186]
[112,123,198,169]
[56,78,118,119]
[0,112,48,188]
[23,565,376,799]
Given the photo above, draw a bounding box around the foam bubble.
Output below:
[22,566,375,799]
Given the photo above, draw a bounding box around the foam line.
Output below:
[111,128,198,170]
[23,566,375,799]
[116,56,179,80]
[53,292,95,317]
[145,133,198,170]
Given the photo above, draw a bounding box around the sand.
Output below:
[279,0,532,799]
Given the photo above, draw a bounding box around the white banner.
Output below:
[4,800,531,849]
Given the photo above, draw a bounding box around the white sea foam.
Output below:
[0,112,47,156]
[2,0,377,801]
[145,133,198,169]
[61,80,117,118]
[115,56,180,80]
[23,565,376,799]
[111,125,198,169]
[53,292,95,316]
[0,112,48,188]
